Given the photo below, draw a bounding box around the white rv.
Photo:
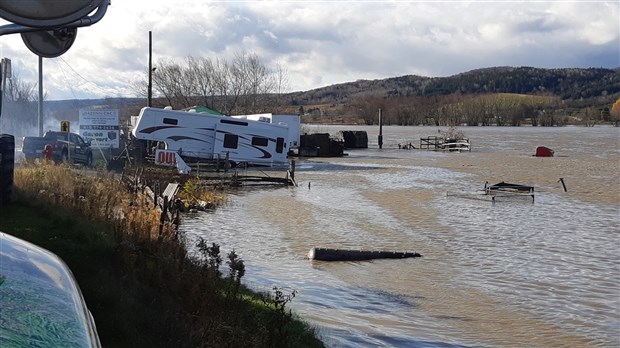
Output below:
[131,107,290,166]
[232,113,300,150]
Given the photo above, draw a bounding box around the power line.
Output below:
[53,58,80,99]
[54,57,120,97]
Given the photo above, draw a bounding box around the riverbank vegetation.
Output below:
[0,163,324,348]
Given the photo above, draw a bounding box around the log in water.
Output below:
[308,247,422,261]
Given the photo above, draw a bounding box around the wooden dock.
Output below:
[420,136,471,152]
[187,160,297,187]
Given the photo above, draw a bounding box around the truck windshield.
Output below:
[47,133,68,142]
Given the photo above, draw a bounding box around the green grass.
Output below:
[0,165,324,348]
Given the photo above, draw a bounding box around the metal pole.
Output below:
[147,30,152,107]
[38,55,43,136]
[378,108,383,149]
[0,63,3,124]
[0,58,6,122]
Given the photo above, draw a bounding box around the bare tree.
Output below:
[189,56,215,109]
[1,72,40,138]
[151,58,190,108]
[130,52,290,115]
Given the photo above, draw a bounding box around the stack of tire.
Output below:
[0,134,14,205]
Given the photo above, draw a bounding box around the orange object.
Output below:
[43,144,53,161]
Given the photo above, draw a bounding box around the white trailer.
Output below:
[232,113,300,149]
[132,107,290,166]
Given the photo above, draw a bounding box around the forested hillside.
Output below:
[281,67,620,126]
[285,67,620,105]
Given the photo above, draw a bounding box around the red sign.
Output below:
[155,149,177,166]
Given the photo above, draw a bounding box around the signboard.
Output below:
[60,120,70,132]
[79,109,119,149]
[155,149,191,174]
[155,149,177,167]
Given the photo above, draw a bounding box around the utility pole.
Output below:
[378,108,383,149]
[147,30,152,107]
[38,55,43,136]
[0,58,10,121]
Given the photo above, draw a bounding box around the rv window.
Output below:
[276,137,284,153]
[221,119,248,126]
[252,137,268,147]
[223,134,238,149]
[163,118,178,125]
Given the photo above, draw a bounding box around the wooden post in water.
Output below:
[290,160,296,184]
[224,151,230,173]
[378,108,383,149]
[559,177,567,192]
[159,195,168,239]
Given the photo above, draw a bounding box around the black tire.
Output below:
[85,153,93,167]
[0,134,15,205]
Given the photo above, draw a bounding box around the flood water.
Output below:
[181,125,620,348]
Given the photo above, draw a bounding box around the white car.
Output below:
[0,231,101,347]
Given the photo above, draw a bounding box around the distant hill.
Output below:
[284,67,620,106]
[44,67,619,126]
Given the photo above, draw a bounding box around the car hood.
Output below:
[0,232,101,347]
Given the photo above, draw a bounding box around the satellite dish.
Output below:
[0,0,102,28]
[21,28,78,58]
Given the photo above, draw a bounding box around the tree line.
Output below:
[338,93,619,127]
[131,52,288,116]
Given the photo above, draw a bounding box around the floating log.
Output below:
[308,247,421,261]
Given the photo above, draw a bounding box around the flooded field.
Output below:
[181,125,619,347]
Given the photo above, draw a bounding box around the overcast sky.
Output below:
[0,0,618,101]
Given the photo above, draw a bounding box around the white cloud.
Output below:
[0,0,617,100]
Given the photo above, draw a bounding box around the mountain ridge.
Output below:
[283,66,620,106]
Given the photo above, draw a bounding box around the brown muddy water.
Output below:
[181,126,619,348]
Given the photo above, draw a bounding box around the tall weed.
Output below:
[10,163,323,347]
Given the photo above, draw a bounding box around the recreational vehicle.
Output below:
[232,113,300,150]
[131,107,291,166]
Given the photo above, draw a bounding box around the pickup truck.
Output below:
[22,131,93,166]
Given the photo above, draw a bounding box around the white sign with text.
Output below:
[79,109,119,149]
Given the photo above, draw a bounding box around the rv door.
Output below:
[213,121,243,162]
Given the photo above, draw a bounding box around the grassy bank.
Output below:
[0,164,324,348]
